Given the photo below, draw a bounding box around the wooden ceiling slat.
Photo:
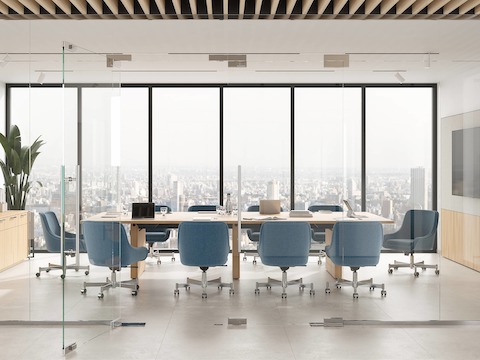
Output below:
[70,0,86,13]
[318,0,331,14]
[223,0,228,18]
[238,0,245,18]
[396,0,416,12]
[206,0,213,19]
[51,0,71,14]
[333,0,348,13]
[381,0,399,13]
[171,0,181,16]
[104,0,118,14]
[286,0,296,14]
[458,0,480,12]
[349,0,364,13]
[137,0,150,14]
[120,0,134,14]
[154,0,165,13]
[18,0,40,13]
[302,0,315,13]
[2,0,24,14]
[254,0,263,17]
[412,0,434,13]
[0,1,8,13]
[86,0,102,14]
[442,0,467,13]
[365,0,382,13]
[428,0,450,13]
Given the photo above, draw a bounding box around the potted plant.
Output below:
[0,125,44,210]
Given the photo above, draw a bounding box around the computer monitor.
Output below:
[342,200,366,219]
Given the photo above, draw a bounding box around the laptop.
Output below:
[132,202,155,219]
[342,200,367,219]
[259,200,281,215]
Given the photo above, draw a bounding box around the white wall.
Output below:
[0,82,5,134]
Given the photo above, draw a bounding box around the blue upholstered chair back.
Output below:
[327,221,383,267]
[82,221,148,268]
[138,204,172,244]
[258,221,311,267]
[178,221,230,267]
[307,205,344,242]
[383,209,439,251]
[39,212,86,252]
[187,205,217,212]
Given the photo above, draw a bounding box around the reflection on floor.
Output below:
[0,252,479,359]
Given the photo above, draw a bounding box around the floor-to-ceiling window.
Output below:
[294,87,362,210]
[152,87,220,211]
[365,87,434,231]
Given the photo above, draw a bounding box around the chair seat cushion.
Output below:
[145,232,170,243]
[382,238,414,252]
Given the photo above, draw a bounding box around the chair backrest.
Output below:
[328,221,383,267]
[138,204,172,234]
[187,205,217,212]
[247,205,284,212]
[390,209,439,251]
[258,221,311,267]
[82,221,147,268]
[177,221,230,267]
[39,212,61,252]
[308,204,343,212]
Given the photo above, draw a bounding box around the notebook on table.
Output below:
[259,200,281,214]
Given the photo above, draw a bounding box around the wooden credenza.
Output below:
[0,210,29,272]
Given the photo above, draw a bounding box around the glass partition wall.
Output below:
[4,56,452,354]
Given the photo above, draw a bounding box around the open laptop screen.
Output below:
[259,200,281,214]
[132,202,155,219]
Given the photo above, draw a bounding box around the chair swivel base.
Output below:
[388,253,439,277]
[36,251,90,278]
[174,268,234,299]
[309,250,326,265]
[242,251,259,264]
[255,268,315,299]
[80,270,139,299]
[147,246,176,265]
[325,269,386,299]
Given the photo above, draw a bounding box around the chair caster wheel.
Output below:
[46,269,50,273]
[254,289,260,295]
[325,288,331,294]
[136,285,140,290]
[171,257,175,262]
[202,293,207,299]
[174,290,179,296]
[81,289,86,294]
[381,290,387,297]
[98,293,104,299]
[435,269,440,275]
[388,269,393,274]
[414,272,419,277]
[157,260,161,265]
[310,290,315,296]
[36,272,40,277]
[281,293,287,299]
[266,285,271,290]
[336,285,341,289]
[85,271,89,275]
[369,286,374,291]
[229,289,234,295]
[253,260,257,265]
[131,291,138,296]
[353,293,359,299]
[60,274,65,279]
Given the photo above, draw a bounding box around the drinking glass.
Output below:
[160,206,168,216]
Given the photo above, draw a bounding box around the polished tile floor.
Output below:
[1,252,480,359]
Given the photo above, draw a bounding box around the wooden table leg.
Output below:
[130,224,146,279]
[325,228,343,279]
[232,223,240,280]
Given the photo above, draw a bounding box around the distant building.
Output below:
[410,167,428,209]
[267,180,279,199]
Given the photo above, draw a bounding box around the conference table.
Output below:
[87,210,393,280]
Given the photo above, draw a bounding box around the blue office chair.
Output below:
[255,221,315,298]
[187,205,217,212]
[36,211,90,278]
[383,209,439,277]
[174,221,234,299]
[325,221,386,299]
[81,221,148,299]
[242,204,285,264]
[138,205,175,264]
[308,204,343,264]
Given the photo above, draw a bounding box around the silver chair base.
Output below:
[36,251,90,279]
[147,246,176,265]
[174,270,234,299]
[325,270,386,299]
[255,270,315,298]
[242,251,259,264]
[81,270,138,299]
[388,253,439,277]
[309,250,326,265]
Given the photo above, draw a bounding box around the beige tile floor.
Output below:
[0,252,479,359]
